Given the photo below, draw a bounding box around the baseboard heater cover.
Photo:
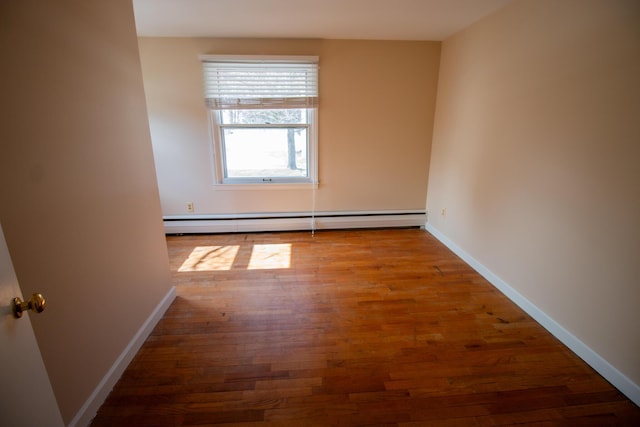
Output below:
[163,210,426,234]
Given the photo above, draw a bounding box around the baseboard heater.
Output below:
[163,210,426,234]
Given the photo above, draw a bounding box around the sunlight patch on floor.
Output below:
[248,244,292,270]
[178,245,240,271]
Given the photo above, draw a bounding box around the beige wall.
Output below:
[138,37,440,215]
[0,0,173,423]
[427,0,640,385]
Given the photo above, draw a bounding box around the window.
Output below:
[201,55,319,187]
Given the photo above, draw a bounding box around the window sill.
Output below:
[213,182,318,191]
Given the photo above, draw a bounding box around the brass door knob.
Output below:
[12,293,46,318]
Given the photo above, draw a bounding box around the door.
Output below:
[0,222,64,427]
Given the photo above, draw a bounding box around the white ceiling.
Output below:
[133,0,514,41]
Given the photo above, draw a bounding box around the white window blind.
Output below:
[201,55,319,110]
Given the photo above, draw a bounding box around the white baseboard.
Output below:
[425,223,640,407]
[69,286,176,427]
[163,210,426,234]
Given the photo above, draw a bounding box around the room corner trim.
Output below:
[424,223,640,407]
[68,286,177,427]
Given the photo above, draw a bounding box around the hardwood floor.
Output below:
[91,229,640,426]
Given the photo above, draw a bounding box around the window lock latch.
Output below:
[262,178,273,182]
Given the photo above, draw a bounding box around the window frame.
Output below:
[210,108,318,188]
[202,55,319,190]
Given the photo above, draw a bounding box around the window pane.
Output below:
[220,109,307,125]
[222,127,308,179]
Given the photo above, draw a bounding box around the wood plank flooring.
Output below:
[91,229,640,426]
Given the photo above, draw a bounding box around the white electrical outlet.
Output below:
[186,202,194,212]
[441,208,447,216]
